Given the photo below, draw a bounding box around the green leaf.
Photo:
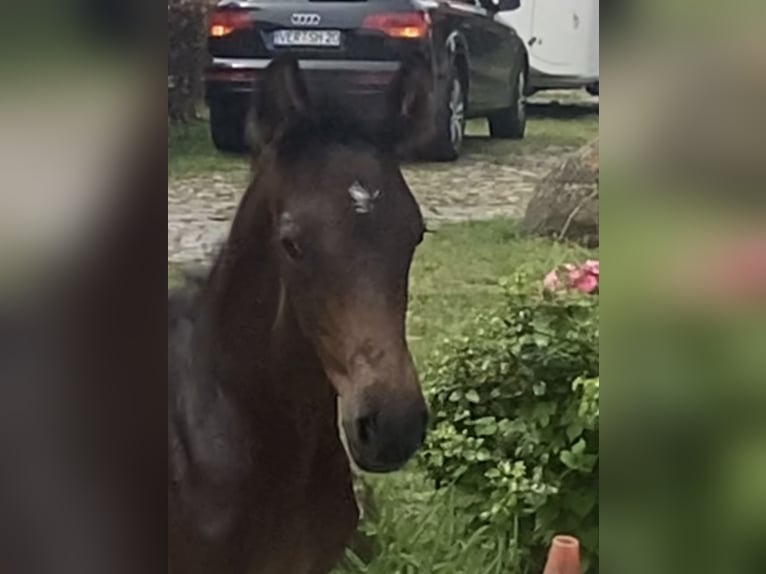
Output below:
[532,381,547,396]
[476,449,491,461]
[580,453,598,471]
[571,438,586,455]
[560,450,577,469]
[565,491,596,518]
[566,420,584,441]
[465,390,480,404]
[473,417,498,436]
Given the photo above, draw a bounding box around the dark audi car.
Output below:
[205,0,526,160]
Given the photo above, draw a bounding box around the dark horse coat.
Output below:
[168,54,434,574]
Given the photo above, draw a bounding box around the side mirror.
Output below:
[479,0,521,12]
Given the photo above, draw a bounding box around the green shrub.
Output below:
[420,270,599,573]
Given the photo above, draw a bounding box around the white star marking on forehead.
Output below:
[348,181,381,214]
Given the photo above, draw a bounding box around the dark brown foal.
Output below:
[168,54,434,574]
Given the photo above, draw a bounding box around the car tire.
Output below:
[488,63,527,139]
[586,81,599,96]
[209,100,247,153]
[422,63,465,162]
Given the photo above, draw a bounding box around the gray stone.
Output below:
[521,139,599,247]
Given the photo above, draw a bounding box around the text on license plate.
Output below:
[273,29,342,47]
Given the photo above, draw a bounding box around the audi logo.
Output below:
[290,13,321,26]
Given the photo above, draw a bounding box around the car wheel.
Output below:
[209,100,247,153]
[586,81,599,96]
[422,64,465,162]
[488,63,527,139]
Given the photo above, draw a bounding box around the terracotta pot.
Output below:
[542,535,581,574]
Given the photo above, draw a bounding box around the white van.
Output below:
[498,0,599,95]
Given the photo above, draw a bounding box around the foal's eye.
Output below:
[281,238,303,260]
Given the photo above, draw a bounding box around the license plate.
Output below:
[273,29,341,47]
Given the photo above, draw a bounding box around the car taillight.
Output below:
[208,9,252,38]
[362,12,430,39]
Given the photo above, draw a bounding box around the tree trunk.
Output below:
[168,0,212,123]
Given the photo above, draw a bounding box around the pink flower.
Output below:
[543,259,599,295]
[583,260,600,276]
[543,269,561,291]
[569,269,599,294]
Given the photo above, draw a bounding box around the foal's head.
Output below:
[249,54,433,472]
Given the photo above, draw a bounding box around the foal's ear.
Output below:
[250,54,310,149]
[385,53,435,155]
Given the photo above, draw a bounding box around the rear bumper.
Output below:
[205,58,401,113]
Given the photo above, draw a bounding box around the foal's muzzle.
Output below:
[342,393,428,473]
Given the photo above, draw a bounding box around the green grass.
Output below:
[463,103,598,161]
[336,472,523,574]
[168,120,247,179]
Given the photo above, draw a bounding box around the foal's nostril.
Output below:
[356,413,377,446]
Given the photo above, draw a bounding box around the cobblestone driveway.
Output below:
[169,93,597,263]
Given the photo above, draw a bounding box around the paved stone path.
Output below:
[168,93,597,263]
